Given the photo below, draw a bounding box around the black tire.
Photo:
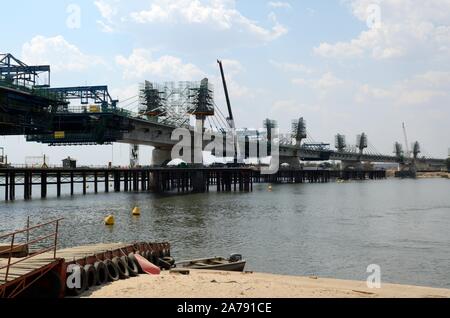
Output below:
[144,250,153,262]
[128,253,143,274]
[149,251,158,264]
[158,258,172,270]
[142,250,149,260]
[94,261,108,285]
[162,257,175,266]
[66,265,88,296]
[112,256,129,279]
[103,259,120,282]
[122,255,138,277]
[84,264,98,288]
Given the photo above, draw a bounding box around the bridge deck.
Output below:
[0,256,60,285]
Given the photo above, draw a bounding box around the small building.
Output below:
[62,157,77,168]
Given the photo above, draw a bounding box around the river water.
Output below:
[1,178,449,289]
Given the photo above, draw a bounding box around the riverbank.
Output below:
[386,170,450,179]
[417,172,449,179]
[82,270,450,298]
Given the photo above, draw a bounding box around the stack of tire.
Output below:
[66,251,173,297]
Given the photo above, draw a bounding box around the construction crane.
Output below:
[402,122,410,159]
[217,60,238,164]
[217,60,235,129]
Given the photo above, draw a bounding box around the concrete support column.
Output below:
[341,160,363,170]
[279,156,301,169]
[190,120,204,166]
[190,142,204,166]
[151,148,172,166]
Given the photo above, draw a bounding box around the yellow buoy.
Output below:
[104,215,115,226]
[268,185,273,192]
[132,207,141,216]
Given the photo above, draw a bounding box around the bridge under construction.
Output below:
[0,53,446,172]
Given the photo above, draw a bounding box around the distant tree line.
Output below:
[447,158,450,171]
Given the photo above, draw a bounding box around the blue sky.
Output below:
[1,0,450,165]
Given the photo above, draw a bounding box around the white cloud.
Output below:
[356,84,392,101]
[97,20,115,33]
[268,2,291,9]
[94,0,118,22]
[270,60,313,74]
[94,0,119,32]
[315,0,450,59]
[98,0,287,42]
[292,72,344,90]
[207,59,253,101]
[315,72,344,89]
[355,71,450,105]
[218,59,244,77]
[291,78,308,86]
[21,35,104,72]
[396,90,445,105]
[114,52,252,103]
[110,83,140,107]
[270,100,299,117]
[115,48,204,80]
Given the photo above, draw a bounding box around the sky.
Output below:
[1,0,450,165]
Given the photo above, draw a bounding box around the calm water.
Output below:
[1,178,450,288]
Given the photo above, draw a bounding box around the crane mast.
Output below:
[217,60,235,129]
[217,59,238,164]
[402,122,410,158]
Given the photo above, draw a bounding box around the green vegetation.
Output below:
[446,158,450,171]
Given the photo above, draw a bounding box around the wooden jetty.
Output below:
[0,218,170,298]
[0,167,254,201]
[0,167,386,201]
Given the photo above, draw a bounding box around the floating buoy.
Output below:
[104,215,115,225]
[86,185,90,189]
[268,185,273,192]
[132,207,141,216]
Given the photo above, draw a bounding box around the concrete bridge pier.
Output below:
[279,156,302,169]
[151,148,172,166]
[341,160,364,170]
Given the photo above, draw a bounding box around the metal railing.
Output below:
[0,79,65,103]
[58,105,138,118]
[0,218,63,283]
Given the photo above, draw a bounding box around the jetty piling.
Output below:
[0,167,386,201]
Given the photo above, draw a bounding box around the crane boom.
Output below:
[217,60,235,129]
[402,122,410,158]
[217,59,238,164]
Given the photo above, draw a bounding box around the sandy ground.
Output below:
[82,270,450,298]
[417,172,449,179]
